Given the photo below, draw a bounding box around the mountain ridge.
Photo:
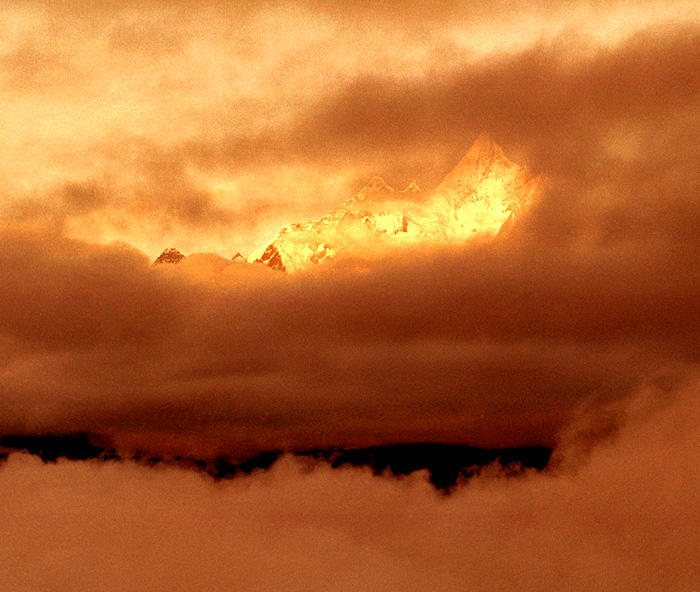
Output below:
[154,136,544,271]
[249,135,544,272]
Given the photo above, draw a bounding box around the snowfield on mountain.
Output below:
[248,134,545,272]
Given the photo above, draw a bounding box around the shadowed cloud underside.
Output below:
[2,1,700,590]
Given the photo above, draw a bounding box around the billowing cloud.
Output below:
[1,1,700,587]
[1,160,699,457]
[1,376,699,591]
[2,1,699,256]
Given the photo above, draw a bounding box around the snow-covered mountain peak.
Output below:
[249,136,545,272]
[434,134,515,198]
[467,131,506,160]
[401,181,422,194]
[352,176,395,203]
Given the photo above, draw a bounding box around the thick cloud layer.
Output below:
[1,172,699,457]
[2,1,699,255]
[2,44,700,452]
[2,2,700,588]
[1,377,699,591]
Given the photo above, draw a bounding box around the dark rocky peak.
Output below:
[153,248,185,265]
[255,244,286,272]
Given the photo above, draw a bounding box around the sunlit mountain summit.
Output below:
[248,134,545,272]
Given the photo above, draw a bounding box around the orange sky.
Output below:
[2,1,700,590]
[1,0,700,452]
[1,0,698,257]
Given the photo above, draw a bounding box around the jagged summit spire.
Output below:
[401,180,422,193]
[463,133,508,164]
[356,176,394,200]
[463,132,508,164]
[432,134,515,199]
[153,248,185,265]
[365,176,391,189]
[467,132,502,154]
